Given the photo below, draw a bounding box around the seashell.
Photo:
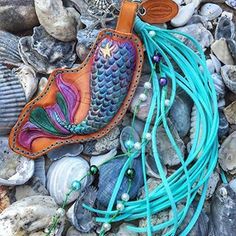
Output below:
[83,126,120,155]
[199,3,223,21]
[215,16,235,40]
[176,23,214,51]
[14,65,38,102]
[219,131,236,174]
[0,64,27,135]
[147,119,186,167]
[225,0,236,9]
[211,73,225,99]
[198,171,220,199]
[0,195,64,236]
[47,156,90,204]
[0,137,34,186]
[184,0,202,8]
[221,10,234,20]
[37,76,48,95]
[35,0,81,42]
[0,0,39,33]
[15,177,49,201]
[227,39,236,63]
[221,65,236,94]
[210,184,236,236]
[186,15,208,28]
[218,98,225,110]
[169,92,193,138]
[67,186,97,232]
[19,25,77,74]
[47,143,84,161]
[34,157,46,186]
[120,126,141,158]
[218,110,229,138]
[90,149,117,168]
[210,54,222,74]
[170,3,195,27]
[66,226,97,236]
[0,186,10,214]
[223,101,236,124]
[0,31,22,66]
[130,86,152,121]
[211,39,234,65]
[76,43,90,62]
[97,156,143,207]
[206,59,216,74]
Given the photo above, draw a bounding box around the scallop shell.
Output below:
[0,195,64,236]
[19,25,77,74]
[221,65,236,94]
[0,64,26,135]
[0,137,34,186]
[120,126,141,158]
[210,184,236,236]
[0,31,22,66]
[97,156,143,207]
[47,157,90,204]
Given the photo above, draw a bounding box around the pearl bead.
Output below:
[126,168,135,180]
[145,132,152,140]
[165,99,170,106]
[139,93,147,102]
[134,142,141,150]
[144,82,152,89]
[56,208,65,216]
[103,222,111,232]
[71,180,81,191]
[121,193,130,202]
[125,139,134,149]
[149,30,156,37]
[116,202,125,211]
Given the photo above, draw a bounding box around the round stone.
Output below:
[139,93,147,102]
[116,202,125,211]
[149,30,156,37]
[134,142,141,150]
[89,165,99,175]
[144,82,152,89]
[71,180,81,191]
[126,168,136,180]
[159,77,168,87]
[121,193,130,202]
[145,133,152,141]
[103,222,111,232]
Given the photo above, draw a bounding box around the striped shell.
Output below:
[211,73,226,99]
[0,64,26,135]
[221,65,236,94]
[47,157,90,204]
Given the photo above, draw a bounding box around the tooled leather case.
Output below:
[9,1,144,159]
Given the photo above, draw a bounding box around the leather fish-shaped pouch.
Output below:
[9,1,143,159]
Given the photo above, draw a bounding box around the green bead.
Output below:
[71,180,81,190]
[126,168,135,180]
[89,165,99,175]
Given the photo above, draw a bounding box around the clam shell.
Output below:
[120,126,141,158]
[0,31,22,66]
[221,65,236,94]
[0,137,34,186]
[47,157,90,204]
[0,195,64,236]
[97,156,143,207]
[215,16,235,40]
[47,143,84,161]
[19,25,77,74]
[0,64,26,135]
[200,3,222,21]
[210,184,236,236]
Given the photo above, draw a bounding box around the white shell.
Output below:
[219,131,236,174]
[90,149,117,168]
[34,0,81,42]
[14,65,38,102]
[211,73,225,99]
[171,3,195,27]
[211,39,234,65]
[221,65,236,94]
[37,77,48,95]
[0,137,34,186]
[199,3,223,21]
[47,157,90,204]
[0,196,64,236]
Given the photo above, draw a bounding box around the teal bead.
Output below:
[71,180,81,191]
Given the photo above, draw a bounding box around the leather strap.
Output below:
[116,0,138,34]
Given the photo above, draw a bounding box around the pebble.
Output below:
[223,101,236,124]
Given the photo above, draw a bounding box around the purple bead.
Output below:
[152,54,162,63]
[159,77,167,86]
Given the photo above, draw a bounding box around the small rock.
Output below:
[200,3,223,21]
[37,77,48,95]
[218,110,229,138]
[221,65,236,94]
[211,39,234,65]
[224,101,236,124]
